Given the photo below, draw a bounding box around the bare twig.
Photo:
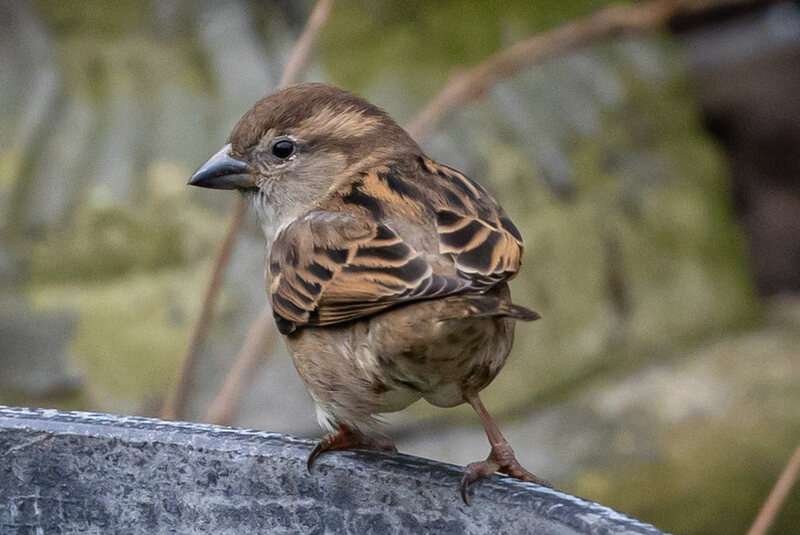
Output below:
[747,445,800,535]
[161,0,335,421]
[407,0,702,140]
[204,306,277,425]
[279,0,335,88]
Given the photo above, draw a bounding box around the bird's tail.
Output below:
[439,295,541,322]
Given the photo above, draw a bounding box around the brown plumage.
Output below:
[189,83,547,503]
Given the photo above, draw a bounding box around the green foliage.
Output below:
[29,195,221,284]
[35,0,147,37]
[31,266,208,409]
[31,203,180,282]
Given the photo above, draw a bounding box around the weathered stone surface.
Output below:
[0,407,663,534]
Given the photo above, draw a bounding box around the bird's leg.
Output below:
[460,393,550,504]
[307,424,397,472]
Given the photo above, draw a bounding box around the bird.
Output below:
[189,83,547,503]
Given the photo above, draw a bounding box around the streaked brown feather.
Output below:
[269,207,468,334]
[423,159,523,282]
[268,158,524,333]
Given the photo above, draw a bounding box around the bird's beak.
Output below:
[188,144,255,190]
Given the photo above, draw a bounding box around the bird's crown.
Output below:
[228,83,417,158]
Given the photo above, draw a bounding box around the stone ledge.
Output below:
[0,407,663,534]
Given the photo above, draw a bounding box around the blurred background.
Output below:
[1,0,799,533]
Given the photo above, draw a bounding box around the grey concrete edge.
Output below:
[0,406,665,534]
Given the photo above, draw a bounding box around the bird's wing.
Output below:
[268,209,468,334]
[268,160,524,334]
[418,158,524,287]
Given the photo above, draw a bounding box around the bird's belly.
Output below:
[418,382,464,408]
[384,336,501,408]
[286,322,424,428]
[369,304,515,408]
[376,385,422,413]
[286,297,515,428]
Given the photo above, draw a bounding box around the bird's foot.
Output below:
[307,426,396,472]
[460,442,550,504]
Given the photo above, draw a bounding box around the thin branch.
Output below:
[161,0,335,421]
[747,445,800,535]
[279,0,335,88]
[407,0,713,140]
[204,306,277,425]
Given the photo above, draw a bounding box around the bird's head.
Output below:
[189,83,420,232]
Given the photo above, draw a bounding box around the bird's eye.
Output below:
[271,138,296,159]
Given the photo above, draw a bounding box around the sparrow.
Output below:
[189,83,546,503]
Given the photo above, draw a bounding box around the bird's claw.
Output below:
[306,427,397,473]
[306,440,328,473]
[460,444,551,505]
[460,460,499,505]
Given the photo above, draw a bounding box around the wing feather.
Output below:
[426,160,523,283]
[269,210,468,333]
[269,160,524,334]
